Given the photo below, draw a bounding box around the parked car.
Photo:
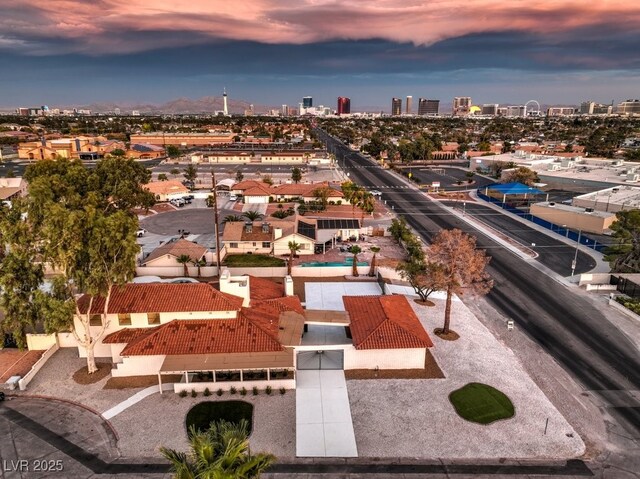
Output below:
[136,228,147,237]
[181,196,192,204]
[0,391,5,402]
[229,195,238,201]
[170,198,185,207]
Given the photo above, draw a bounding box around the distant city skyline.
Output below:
[1,1,639,108]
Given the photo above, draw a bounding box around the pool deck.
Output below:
[304,282,382,310]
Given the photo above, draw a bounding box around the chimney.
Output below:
[284,275,294,296]
[262,222,270,233]
[274,228,283,240]
[245,222,253,233]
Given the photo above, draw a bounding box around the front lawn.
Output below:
[223,254,285,267]
[186,401,254,434]
[449,382,515,424]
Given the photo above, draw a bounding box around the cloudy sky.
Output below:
[1,0,639,110]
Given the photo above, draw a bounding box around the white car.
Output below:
[369,190,382,197]
[136,228,147,237]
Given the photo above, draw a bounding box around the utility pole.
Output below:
[211,170,222,278]
[571,229,581,276]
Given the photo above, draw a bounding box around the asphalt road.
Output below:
[402,166,495,190]
[441,201,596,276]
[316,128,640,440]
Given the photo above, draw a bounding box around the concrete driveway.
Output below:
[296,370,358,457]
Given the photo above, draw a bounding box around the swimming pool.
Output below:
[301,260,369,267]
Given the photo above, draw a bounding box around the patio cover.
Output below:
[486,182,544,195]
[160,350,294,373]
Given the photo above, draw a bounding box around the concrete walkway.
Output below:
[102,383,175,420]
[296,370,358,457]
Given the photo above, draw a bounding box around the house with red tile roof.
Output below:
[340,295,433,370]
[57,271,434,393]
[137,239,215,277]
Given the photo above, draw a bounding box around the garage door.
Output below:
[297,350,343,370]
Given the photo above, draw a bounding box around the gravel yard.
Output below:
[347,294,586,459]
[110,392,296,460]
[16,348,147,413]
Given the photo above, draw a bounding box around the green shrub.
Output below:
[279,387,286,395]
[265,386,273,395]
[178,390,188,398]
[230,386,237,395]
[252,386,259,396]
[203,388,211,397]
[216,388,224,397]
[186,401,254,434]
[191,389,197,398]
[240,387,247,396]
[616,296,640,315]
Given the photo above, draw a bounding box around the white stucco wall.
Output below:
[111,355,166,377]
[343,346,426,370]
[273,234,315,256]
[245,195,270,204]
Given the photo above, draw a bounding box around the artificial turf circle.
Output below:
[449,382,515,424]
[186,401,254,434]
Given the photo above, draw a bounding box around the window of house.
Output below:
[252,242,257,247]
[148,313,160,325]
[118,313,132,326]
[230,242,238,248]
[262,242,270,248]
[300,243,309,249]
[89,314,102,326]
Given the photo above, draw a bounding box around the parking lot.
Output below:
[399,167,494,191]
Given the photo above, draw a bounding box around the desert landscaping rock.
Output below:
[347,294,586,459]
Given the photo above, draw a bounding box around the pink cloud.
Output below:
[2,0,639,54]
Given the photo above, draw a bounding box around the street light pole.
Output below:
[571,229,581,276]
[211,170,222,278]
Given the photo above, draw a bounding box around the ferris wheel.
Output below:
[525,100,541,116]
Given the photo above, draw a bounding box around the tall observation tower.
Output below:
[223,88,229,116]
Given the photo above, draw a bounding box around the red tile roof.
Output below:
[342,296,433,350]
[243,186,272,197]
[143,239,207,265]
[103,328,151,344]
[249,276,284,301]
[232,180,270,191]
[120,318,284,356]
[77,283,243,315]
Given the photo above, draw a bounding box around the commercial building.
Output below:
[503,105,527,117]
[391,98,402,116]
[453,97,472,116]
[481,104,499,116]
[129,132,235,146]
[530,202,616,235]
[572,185,640,213]
[547,107,576,117]
[418,99,439,116]
[302,96,313,108]
[18,136,125,160]
[337,97,351,115]
[618,100,640,115]
[580,101,613,115]
[405,96,413,114]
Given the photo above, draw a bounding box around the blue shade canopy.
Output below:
[486,182,544,195]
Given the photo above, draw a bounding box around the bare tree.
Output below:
[428,229,493,335]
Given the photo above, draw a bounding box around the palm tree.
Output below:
[358,192,376,222]
[176,254,191,277]
[368,246,380,277]
[223,215,243,224]
[242,210,263,222]
[192,258,207,277]
[287,241,301,275]
[349,186,365,219]
[350,245,361,277]
[160,420,274,479]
